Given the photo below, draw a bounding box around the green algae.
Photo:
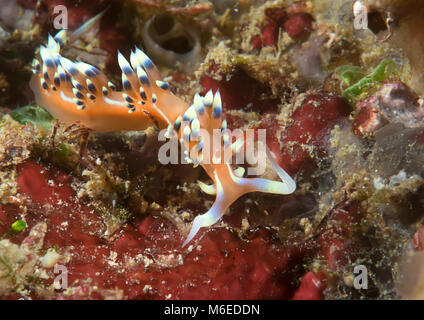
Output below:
[338,59,399,105]
[10,220,26,233]
[54,143,69,159]
[8,105,54,132]
[336,65,365,87]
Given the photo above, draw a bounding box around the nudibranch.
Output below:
[29,13,296,247]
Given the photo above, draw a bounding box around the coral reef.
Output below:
[0,0,423,300]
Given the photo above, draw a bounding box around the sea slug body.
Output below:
[29,12,296,247]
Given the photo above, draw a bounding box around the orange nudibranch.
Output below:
[29,13,296,247]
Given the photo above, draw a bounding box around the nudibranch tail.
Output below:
[68,10,105,43]
[30,12,190,132]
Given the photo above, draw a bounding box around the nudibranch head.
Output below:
[168,89,296,246]
[30,12,296,248]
